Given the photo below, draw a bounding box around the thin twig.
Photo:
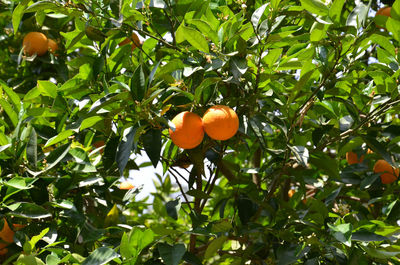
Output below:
[168,169,193,212]
[200,166,220,211]
[319,96,400,149]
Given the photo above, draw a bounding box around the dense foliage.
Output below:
[1,0,400,264]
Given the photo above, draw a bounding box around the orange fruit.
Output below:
[119,181,135,190]
[202,105,239,140]
[0,219,25,255]
[288,189,295,198]
[376,6,391,18]
[169,111,204,149]
[373,159,399,184]
[48,39,58,55]
[23,32,48,56]
[346,151,364,165]
[119,32,142,51]
[0,219,14,244]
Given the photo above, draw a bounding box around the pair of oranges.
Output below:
[22,32,58,57]
[168,105,239,149]
[346,151,399,184]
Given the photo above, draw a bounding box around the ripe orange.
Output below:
[48,39,58,55]
[119,181,135,190]
[169,111,204,149]
[23,32,48,56]
[119,32,142,51]
[373,159,399,184]
[0,219,25,255]
[376,6,391,18]
[202,105,239,140]
[0,219,14,244]
[346,151,364,165]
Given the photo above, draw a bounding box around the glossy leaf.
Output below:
[158,243,186,265]
[81,247,119,265]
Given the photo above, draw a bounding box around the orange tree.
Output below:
[1,0,400,264]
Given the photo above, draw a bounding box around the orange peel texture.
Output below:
[169,111,204,149]
[202,105,239,140]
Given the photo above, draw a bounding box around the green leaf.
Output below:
[12,0,30,33]
[165,199,181,220]
[289,146,309,167]
[44,130,74,147]
[346,2,369,28]
[157,59,185,77]
[328,223,352,247]
[251,4,268,29]
[236,195,258,225]
[392,0,400,20]
[194,77,220,103]
[120,233,131,260]
[361,246,400,259]
[387,17,400,42]
[370,34,396,56]
[352,231,387,242]
[0,98,18,127]
[288,64,316,103]
[309,152,339,178]
[27,128,37,167]
[148,61,161,87]
[45,143,71,170]
[230,57,248,79]
[361,136,393,166]
[116,127,137,176]
[80,116,103,131]
[131,64,146,101]
[104,204,119,227]
[26,143,71,177]
[46,254,61,265]
[25,1,61,13]
[329,0,345,24]
[1,80,21,112]
[120,229,154,261]
[310,22,329,42]
[186,189,212,200]
[5,177,35,190]
[29,227,50,250]
[8,202,52,219]
[16,254,46,265]
[88,92,129,113]
[141,129,161,168]
[176,25,209,53]
[158,243,186,265]
[211,219,232,233]
[85,25,106,42]
[37,81,58,99]
[183,252,203,265]
[81,247,119,265]
[263,48,283,67]
[204,236,227,260]
[188,19,219,44]
[300,0,329,16]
